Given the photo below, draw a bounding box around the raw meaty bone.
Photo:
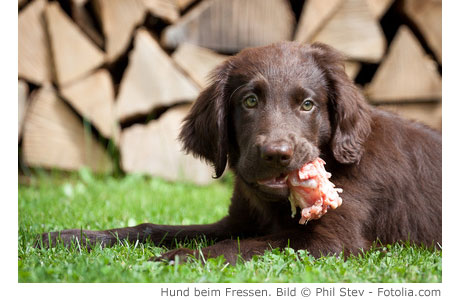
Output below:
[287,158,343,224]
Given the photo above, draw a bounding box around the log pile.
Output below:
[18,0,442,183]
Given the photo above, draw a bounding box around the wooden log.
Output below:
[95,0,146,62]
[404,0,442,63]
[116,29,199,122]
[162,0,295,52]
[366,0,394,19]
[22,85,112,172]
[120,104,214,185]
[365,26,442,103]
[176,0,196,11]
[310,0,386,63]
[18,0,52,85]
[142,0,180,23]
[18,80,29,141]
[294,0,343,43]
[378,102,442,130]
[70,0,105,49]
[172,43,228,88]
[60,69,120,142]
[45,2,105,86]
[344,61,361,80]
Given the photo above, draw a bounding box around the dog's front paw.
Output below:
[35,231,69,248]
[34,229,111,249]
[151,248,196,264]
[35,232,50,248]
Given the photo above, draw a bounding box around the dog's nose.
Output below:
[260,142,293,166]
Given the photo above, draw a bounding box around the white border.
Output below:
[6,0,458,299]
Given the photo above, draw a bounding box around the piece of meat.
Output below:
[287,158,343,224]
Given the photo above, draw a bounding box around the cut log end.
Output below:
[162,0,295,51]
[61,69,119,141]
[172,43,228,88]
[120,105,214,185]
[365,26,442,103]
[45,2,105,86]
[22,85,112,173]
[310,0,386,63]
[116,29,199,122]
[18,0,52,85]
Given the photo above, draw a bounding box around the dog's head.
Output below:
[179,42,371,199]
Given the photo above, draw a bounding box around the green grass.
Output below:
[18,170,442,283]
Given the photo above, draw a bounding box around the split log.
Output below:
[344,61,361,80]
[116,29,199,122]
[172,43,228,88]
[45,2,105,86]
[365,26,442,103]
[70,0,105,49]
[18,80,29,141]
[366,0,394,19]
[120,104,214,185]
[162,0,295,52]
[310,0,386,63]
[294,0,343,43]
[95,0,179,61]
[176,0,196,11]
[378,102,442,130]
[95,0,146,62]
[22,85,112,172]
[404,0,442,63]
[18,0,52,85]
[142,0,180,23]
[60,69,119,142]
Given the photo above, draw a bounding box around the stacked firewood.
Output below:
[18,0,442,183]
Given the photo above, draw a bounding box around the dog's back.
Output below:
[352,108,441,247]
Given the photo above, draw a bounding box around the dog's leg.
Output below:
[37,216,242,249]
[155,230,295,264]
[155,221,371,264]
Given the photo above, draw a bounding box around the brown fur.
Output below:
[40,42,442,264]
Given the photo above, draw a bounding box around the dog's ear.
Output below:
[310,43,372,164]
[179,60,233,178]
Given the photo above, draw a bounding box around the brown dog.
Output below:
[40,42,442,264]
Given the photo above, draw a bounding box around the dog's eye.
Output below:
[243,94,258,109]
[301,98,314,111]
